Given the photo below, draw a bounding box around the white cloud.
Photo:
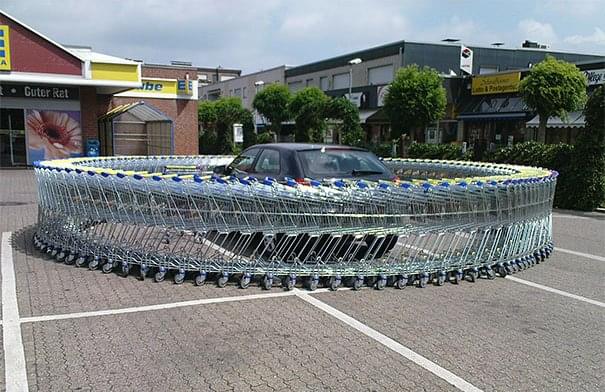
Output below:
[564,27,605,46]
[517,19,558,45]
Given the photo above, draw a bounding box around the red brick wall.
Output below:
[0,14,82,75]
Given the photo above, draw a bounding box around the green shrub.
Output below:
[485,142,575,209]
[256,132,274,144]
[368,143,393,158]
[408,143,470,160]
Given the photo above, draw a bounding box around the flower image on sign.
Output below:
[25,110,83,162]
[471,72,521,95]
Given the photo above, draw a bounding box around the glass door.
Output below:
[0,109,27,166]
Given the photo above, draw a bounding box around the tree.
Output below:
[567,85,605,210]
[326,97,364,147]
[252,84,292,137]
[289,87,329,143]
[383,65,446,140]
[215,97,246,154]
[520,56,587,143]
[240,108,257,148]
[198,101,218,154]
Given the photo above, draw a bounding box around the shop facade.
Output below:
[0,10,201,167]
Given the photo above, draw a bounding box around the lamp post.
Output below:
[254,80,265,134]
[348,58,362,98]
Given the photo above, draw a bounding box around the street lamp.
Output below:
[254,81,265,134]
[348,58,362,97]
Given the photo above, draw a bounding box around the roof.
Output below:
[250,143,367,152]
[99,102,171,122]
[67,47,139,65]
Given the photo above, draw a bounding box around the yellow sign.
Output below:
[471,72,521,95]
[0,25,11,71]
[91,62,139,82]
[115,78,197,100]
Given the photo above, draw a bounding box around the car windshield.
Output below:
[298,148,391,179]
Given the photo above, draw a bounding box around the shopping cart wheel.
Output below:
[496,263,508,277]
[88,257,100,270]
[194,272,207,286]
[375,274,387,290]
[102,261,114,274]
[282,274,296,291]
[485,266,496,280]
[394,275,408,289]
[239,274,251,289]
[56,251,66,262]
[352,276,364,291]
[50,247,59,258]
[154,270,166,283]
[261,274,273,290]
[64,253,76,265]
[466,268,478,283]
[418,272,429,288]
[328,275,341,291]
[217,273,229,288]
[119,263,130,278]
[139,265,148,281]
[435,271,446,286]
[174,270,185,285]
[306,275,319,291]
[75,256,87,268]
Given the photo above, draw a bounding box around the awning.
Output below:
[359,109,379,123]
[458,96,531,121]
[526,112,585,128]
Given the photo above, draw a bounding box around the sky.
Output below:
[3,0,604,73]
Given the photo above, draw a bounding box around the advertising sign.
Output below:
[471,72,521,95]
[583,68,605,85]
[0,25,11,71]
[25,109,83,163]
[460,45,473,75]
[233,123,243,143]
[0,83,79,100]
[86,139,100,157]
[115,78,198,100]
[345,92,363,108]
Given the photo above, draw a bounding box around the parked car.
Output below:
[214,143,397,183]
[210,143,398,263]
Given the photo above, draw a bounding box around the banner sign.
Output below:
[233,123,243,143]
[26,109,83,163]
[583,68,605,85]
[115,78,197,100]
[345,92,364,108]
[471,72,521,95]
[0,25,11,71]
[460,45,473,75]
[377,85,389,107]
[0,83,80,100]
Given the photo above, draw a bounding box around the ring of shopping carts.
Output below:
[32,155,557,291]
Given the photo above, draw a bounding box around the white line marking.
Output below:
[295,290,483,392]
[506,276,605,308]
[2,232,29,391]
[21,290,297,324]
[552,214,591,220]
[555,247,605,262]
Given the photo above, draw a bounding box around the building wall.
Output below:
[0,14,82,75]
[199,66,287,110]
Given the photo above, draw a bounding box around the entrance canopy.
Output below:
[526,112,585,128]
[98,102,173,156]
[458,96,530,121]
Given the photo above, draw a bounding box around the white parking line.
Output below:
[556,247,605,262]
[21,290,298,324]
[2,232,29,391]
[295,290,483,392]
[506,276,605,308]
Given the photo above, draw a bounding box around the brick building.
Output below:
[0,10,238,166]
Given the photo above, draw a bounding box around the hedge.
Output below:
[405,141,591,210]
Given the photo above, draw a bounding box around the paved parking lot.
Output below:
[1,169,604,391]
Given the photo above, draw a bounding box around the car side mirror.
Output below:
[213,165,227,174]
